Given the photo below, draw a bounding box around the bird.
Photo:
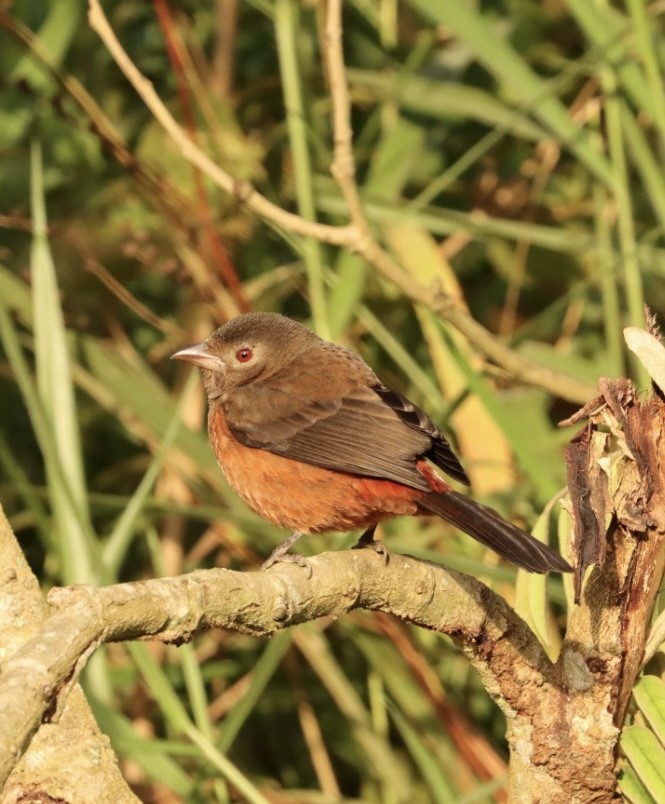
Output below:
[172,312,572,575]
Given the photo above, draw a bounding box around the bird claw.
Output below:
[262,533,313,578]
[262,551,313,578]
[352,527,389,565]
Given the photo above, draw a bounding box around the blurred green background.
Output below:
[1,0,663,800]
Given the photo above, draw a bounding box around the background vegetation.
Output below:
[1,0,665,800]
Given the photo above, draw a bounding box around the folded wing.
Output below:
[227,377,468,491]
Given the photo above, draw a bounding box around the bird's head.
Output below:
[172,312,318,401]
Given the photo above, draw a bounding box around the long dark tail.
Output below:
[418,490,572,573]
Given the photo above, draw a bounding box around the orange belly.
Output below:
[208,406,420,533]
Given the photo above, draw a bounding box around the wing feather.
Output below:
[226,376,468,491]
[372,386,469,485]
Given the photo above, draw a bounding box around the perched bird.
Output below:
[173,312,571,575]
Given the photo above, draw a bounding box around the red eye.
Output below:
[236,347,253,363]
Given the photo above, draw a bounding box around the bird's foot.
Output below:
[262,532,313,578]
[352,526,389,565]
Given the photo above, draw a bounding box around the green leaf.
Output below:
[619,762,657,804]
[621,724,665,802]
[515,503,556,656]
[634,677,665,748]
[348,69,547,141]
[10,0,84,90]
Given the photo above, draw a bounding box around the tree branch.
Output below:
[0,547,556,785]
[0,508,138,801]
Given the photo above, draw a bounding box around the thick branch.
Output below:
[0,509,138,801]
[562,378,665,725]
[0,549,557,785]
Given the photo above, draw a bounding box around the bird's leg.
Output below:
[352,525,389,565]
[262,531,312,578]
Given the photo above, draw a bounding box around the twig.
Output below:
[84,256,181,335]
[319,3,594,404]
[0,7,242,322]
[152,0,250,312]
[431,290,596,403]
[87,0,356,248]
[0,10,186,223]
[325,0,371,242]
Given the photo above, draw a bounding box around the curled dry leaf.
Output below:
[624,327,665,395]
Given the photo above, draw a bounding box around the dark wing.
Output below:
[226,378,468,491]
[373,386,470,486]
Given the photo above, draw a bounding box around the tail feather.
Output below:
[419,490,572,574]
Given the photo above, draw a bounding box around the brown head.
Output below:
[171,312,321,402]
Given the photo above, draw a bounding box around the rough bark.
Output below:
[0,506,139,802]
[503,378,665,802]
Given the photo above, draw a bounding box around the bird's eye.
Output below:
[236,347,253,363]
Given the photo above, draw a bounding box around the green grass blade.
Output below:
[624,0,665,143]
[621,109,665,235]
[566,0,651,127]
[296,627,412,800]
[217,630,293,751]
[92,702,195,797]
[0,303,100,581]
[274,0,328,337]
[128,643,269,804]
[603,91,644,333]
[347,69,547,141]
[79,339,218,475]
[0,431,52,546]
[439,327,560,501]
[593,184,624,379]
[622,725,665,802]
[179,644,215,741]
[358,306,446,414]
[634,676,665,747]
[405,0,612,185]
[389,707,459,803]
[101,372,197,575]
[314,178,596,253]
[329,116,425,337]
[30,140,99,585]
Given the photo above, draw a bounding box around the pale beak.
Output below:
[171,342,225,372]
